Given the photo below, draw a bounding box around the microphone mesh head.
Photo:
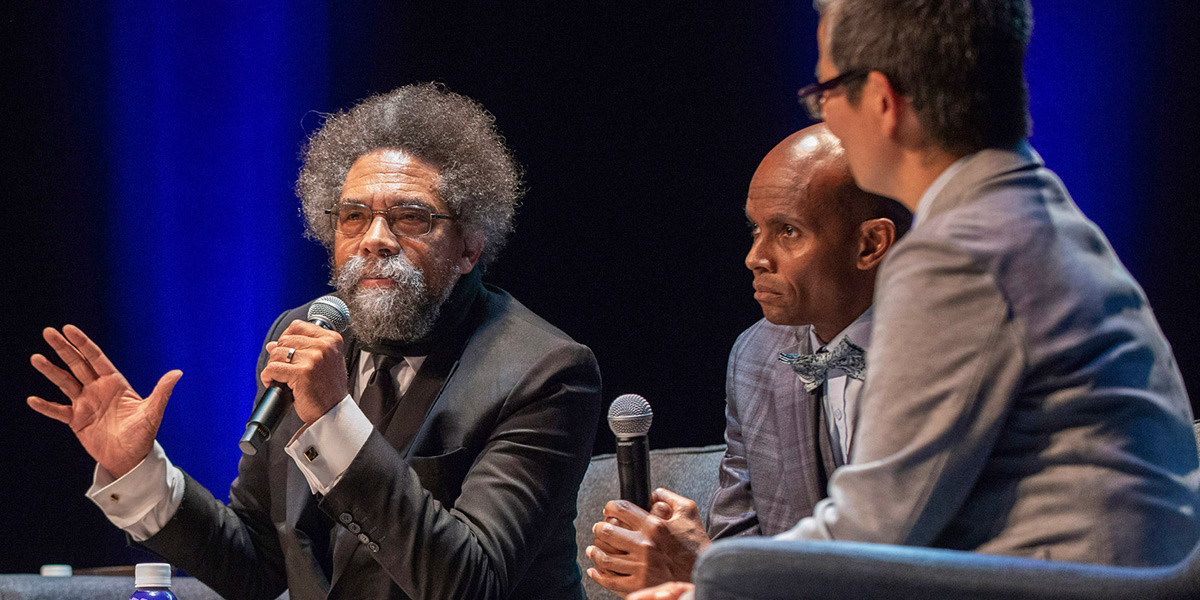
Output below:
[308,295,351,333]
[607,394,653,437]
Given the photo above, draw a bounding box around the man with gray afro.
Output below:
[30,83,602,600]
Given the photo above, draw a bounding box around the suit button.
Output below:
[368,542,380,553]
[358,533,370,544]
[348,522,361,534]
[339,513,353,524]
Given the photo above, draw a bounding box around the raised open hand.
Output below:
[27,325,182,479]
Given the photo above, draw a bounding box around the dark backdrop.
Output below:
[3,2,1197,573]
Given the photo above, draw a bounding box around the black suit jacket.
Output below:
[141,284,602,599]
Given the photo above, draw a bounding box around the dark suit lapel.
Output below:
[329,348,465,589]
[382,292,484,458]
[328,292,485,592]
[774,331,829,519]
[343,334,361,377]
[796,337,831,511]
[383,351,463,459]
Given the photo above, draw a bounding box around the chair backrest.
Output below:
[1186,421,1200,592]
[575,444,726,600]
[1194,420,1199,463]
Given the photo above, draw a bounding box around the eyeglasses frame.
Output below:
[796,69,871,121]
[324,201,457,239]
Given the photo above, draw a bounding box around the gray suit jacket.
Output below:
[140,284,602,599]
[708,319,837,539]
[780,143,1200,566]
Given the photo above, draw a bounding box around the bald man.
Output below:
[585,125,911,596]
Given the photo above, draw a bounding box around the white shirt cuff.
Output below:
[86,441,184,542]
[284,395,373,495]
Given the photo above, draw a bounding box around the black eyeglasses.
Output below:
[325,202,457,238]
[797,70,870,121]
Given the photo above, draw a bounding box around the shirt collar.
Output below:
[806,305,874,352]
[357,350,425,379]
[913,154,974,228]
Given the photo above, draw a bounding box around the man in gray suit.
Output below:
[586,124,909,595]
[772,0,1200,567]
[631,1,1199,598]
[28,84,601,600]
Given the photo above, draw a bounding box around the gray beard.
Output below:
[332,253,460,346]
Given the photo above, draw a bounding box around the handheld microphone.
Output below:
[607,394,653,510]
[239,295,350,455]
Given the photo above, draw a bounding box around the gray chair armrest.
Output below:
[692,538,1200,600]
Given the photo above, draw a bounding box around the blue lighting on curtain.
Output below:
[91,1,1167,497]
[1025,2,1162,271]
[104,2,332,492]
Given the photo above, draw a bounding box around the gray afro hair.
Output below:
[297,83,523,270]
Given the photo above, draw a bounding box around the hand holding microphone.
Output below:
[608,393,654,509]
[240,296,350,455]
[588,394,712,594]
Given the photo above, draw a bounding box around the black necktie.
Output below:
[358,354,402,426]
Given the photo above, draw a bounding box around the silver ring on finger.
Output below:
[285,347,296,363]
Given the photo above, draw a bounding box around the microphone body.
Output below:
[616,434,651,509]
[240,296,350,455]
[608,394,654,510]
[239,382,292,455]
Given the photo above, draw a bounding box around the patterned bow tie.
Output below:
[779,337,867,392]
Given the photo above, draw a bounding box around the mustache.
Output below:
[335,254,423,289]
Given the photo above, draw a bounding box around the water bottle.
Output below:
[131,563,178,600]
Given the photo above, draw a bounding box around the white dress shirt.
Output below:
[806,308,873,466]
[86,349,422,541]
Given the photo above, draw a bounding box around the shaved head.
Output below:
[745,124,910,338]
[753,124,910,239]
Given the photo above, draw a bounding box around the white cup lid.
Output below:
[135,563,172,588]
[39,564,72,577]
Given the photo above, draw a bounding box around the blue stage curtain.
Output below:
[103,1,334,491]
[1025,2,1164,270]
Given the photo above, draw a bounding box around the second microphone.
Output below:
[607,393,654,510]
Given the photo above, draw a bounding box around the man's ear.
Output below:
[857,217,897,271]
[863,71,907,141]
[458,228,485,275]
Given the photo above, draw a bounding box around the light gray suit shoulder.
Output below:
[782,144,1199,567]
